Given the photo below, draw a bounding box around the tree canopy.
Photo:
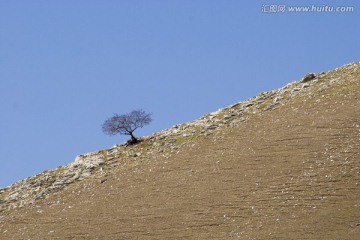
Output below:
[102,109,152,144]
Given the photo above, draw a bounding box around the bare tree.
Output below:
[102,109,152,145]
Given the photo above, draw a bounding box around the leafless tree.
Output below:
[102,109,152,145]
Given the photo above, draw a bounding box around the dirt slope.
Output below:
[1,62,360,239]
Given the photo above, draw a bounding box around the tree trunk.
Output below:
[129,132,138,145]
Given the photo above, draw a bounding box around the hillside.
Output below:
[1,62,360,239]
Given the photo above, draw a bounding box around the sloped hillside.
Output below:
[0,62,359,239]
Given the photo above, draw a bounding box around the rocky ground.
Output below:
[0,62,359,239]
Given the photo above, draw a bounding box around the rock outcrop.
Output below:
[301,73,317,82]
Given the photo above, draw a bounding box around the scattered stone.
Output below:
[205,124,219,131]
[81,171,92,178]
[172,129,180,134]
[301,73,316,83]
[265,104,277,111]
[302,83,310,88]
[230,103,241,108]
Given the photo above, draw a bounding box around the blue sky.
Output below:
[1,0,359,188]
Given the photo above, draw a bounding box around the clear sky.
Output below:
[1,0,359,188]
